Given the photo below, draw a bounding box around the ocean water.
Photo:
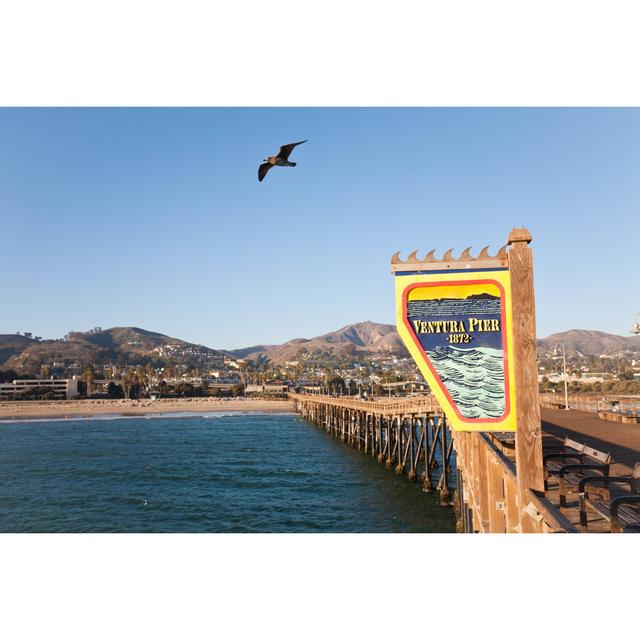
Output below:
[427,345,506,418]
[0,413,456,533]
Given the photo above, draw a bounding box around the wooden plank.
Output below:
[525,489,578,533]
[504,474,520,533]
[470,432,484,531]
[508,228,545,533]
[479,433,516,478]
[582,446,611,463]
[390,257,508,273]
[565,438,585,452]
[475,433,490,531]
[487,450,506,533]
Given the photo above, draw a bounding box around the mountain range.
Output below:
[536,329,640,359]
[0,327,224,373]
[1,323,639,373]
[225,321,404,365]
[227,323,640,364]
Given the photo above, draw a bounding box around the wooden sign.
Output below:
[391,244,516,432]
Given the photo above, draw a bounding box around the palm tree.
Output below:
[135,366,149,396]
[81,365,95,396]
[122,369,135,400]
[238,361,248,392]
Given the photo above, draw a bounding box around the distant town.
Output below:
[1,322,639,402]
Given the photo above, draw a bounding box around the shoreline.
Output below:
[0,397,295,421]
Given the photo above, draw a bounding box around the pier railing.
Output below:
[288,393,441,415]
[540,393,640,422]
[453,431,577,533]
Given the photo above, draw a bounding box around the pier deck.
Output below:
[490,407,640,532]
[486,408,640,531]
[540,407,640,531]
[541,407,640,476]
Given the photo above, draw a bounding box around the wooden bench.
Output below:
[557,446,612,508]
[578,463,640,533]
[488,431,515,455]
[598,411,640,424]
[543,437,612,507]
[544,437,593,489]
[611,496,640,532]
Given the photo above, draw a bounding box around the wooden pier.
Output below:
[288,392,455,505]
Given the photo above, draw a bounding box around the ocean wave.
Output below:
[426,345,506,419]
[0,411,294,426]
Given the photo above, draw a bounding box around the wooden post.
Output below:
[395,417,404,475]
[475,434,489,531]
[422,417,433,493]
[439,417,451,506]
[504,477,519,533]
[385,417,393,469]
[372,415,378,459]
[487,454,506,533]
[407,418,417,482]
[508,227,544,533]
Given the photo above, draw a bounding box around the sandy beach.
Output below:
[0,397,294,421]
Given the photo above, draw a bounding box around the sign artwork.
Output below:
[392,251,516,432]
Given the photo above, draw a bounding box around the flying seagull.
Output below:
[258,140,307,182]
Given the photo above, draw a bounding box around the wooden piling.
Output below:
[508,228,544,533]
[289,393,454,511]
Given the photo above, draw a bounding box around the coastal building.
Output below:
[0,378,80,400]
[245,383,288,396]
[537,372,611,384]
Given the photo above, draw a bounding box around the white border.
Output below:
[1,1,638,637]
[1,534,637,639]
[0,1,639,106]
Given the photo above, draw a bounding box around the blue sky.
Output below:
[1,108,638,349]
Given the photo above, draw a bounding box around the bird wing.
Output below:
[277,139,307,160]
[258,162,273,182]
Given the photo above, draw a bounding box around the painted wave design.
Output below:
[407,298,500,318]
[426,345,505,419]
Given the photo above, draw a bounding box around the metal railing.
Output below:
[540,393,640,418]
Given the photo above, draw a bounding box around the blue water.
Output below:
[0,413,456,533]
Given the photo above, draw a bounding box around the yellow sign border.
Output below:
[395,268,516,432]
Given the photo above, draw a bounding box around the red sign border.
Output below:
[401,279,511,424]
